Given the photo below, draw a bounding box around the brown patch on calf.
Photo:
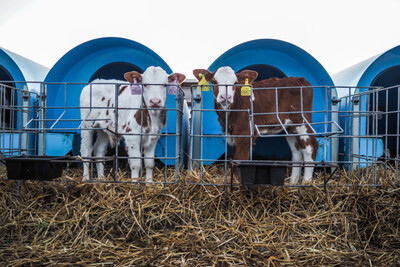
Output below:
[107,99,111,107]
[101,97,105,101]
[124,71,142,83]
[106,110,109,116]
[122,124,126,129]
[294,127,319,161]
[134,103,149,128]
[213,76,317,161]
[134,103,168,128]
[126,127,132,133]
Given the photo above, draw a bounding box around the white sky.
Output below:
[1,0,400,79]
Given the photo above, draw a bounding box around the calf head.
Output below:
[124,66,185,109]
[193,67,258,109]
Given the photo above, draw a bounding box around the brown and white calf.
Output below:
[80,66,185,182]
[193,66,318,183]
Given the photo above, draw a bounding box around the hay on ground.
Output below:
[0,165,399,266]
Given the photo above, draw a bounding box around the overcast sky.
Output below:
[1,0,400,79]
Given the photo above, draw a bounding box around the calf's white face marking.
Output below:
[140,67,168,108]
[213,67,237,109]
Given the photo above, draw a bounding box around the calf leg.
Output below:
[93,131,109,180]
[301,144,314,181]
[297,134,318,182]
[143,138,159,183]
[286,136,302,183]
[125,136,142,181]
[80,130,94,182]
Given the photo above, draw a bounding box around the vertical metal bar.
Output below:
[249,85,254,162]
[139,83,144,184]
[193,85,202,172]
[351,88,360,171]
[22,85,29,155]
[164,85,168,187]
[385,88,389,184]
[10,83,16,155]
[188,85,195,171]
[363,91,369,181]
[199,85,204,182]
[175,87,183,183]
[331,88,339,173]
[39,84,47,156]
[18,85,23,155]
[225,85,229,186]
[396,86,400,184]
[114,83,119,182]
[324,86,329,163]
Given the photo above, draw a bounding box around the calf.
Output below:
[80,66,185,182]
[193,67,318,183]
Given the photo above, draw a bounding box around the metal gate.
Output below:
[0,81,185,185]
[338,85,400,186]
[188,84,343,187]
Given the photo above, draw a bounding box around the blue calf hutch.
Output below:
[0,48,49,156]
[43,37,189,166]
[333,44,400,166]
[190,39,338,167]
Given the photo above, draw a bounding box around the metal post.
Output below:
[330,89,339,173]
[114,83,119,182]
[175,89,183,181]
[39,84,47,156]
[193,87,202,170]
[22,85,30,154]
[351,88,360,170]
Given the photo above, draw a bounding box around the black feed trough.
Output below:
[4,156,66,181]
[233,161,287,186]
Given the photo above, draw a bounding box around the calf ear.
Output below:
[193,69,214,82]
[236,70,258,84]
[124,71,142,83]
[168,73,186,84]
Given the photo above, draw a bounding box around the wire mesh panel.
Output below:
[338,85,400,186]
[188,83,342,187]
[0,82,40,158]
[0,80,185,185]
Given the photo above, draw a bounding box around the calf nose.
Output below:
[220,94,232,102]
[150,98,162,107]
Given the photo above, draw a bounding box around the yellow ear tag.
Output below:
[241,78,251,96]
[198,73,209,91]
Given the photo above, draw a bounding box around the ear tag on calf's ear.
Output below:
[198,73,209,91]
[130,78,142,95]
[241,78,251,96]
[168,79,178,95]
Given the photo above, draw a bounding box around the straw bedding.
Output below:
[0,166,399,266]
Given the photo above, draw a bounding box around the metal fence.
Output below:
[1,81,399,188]
[188,84,399,188]
[0,82,40,157]
[0,81,185,186]
[338,85,400,186]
